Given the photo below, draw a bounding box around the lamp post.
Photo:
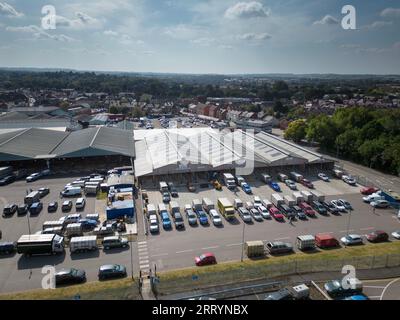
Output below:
[345,207,353,247]
[27,212,31,235]
[130,231,134,280]
[240,222,245,262]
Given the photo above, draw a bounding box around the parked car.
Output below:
[340,234,363,246]
[238,207,252,223]
[293,205,306,219]
[172,212,185,229]
[366,230,389,243]
[298,202,316,217]
[98,264,127,280]
[0,241,17,255]
[322,201,339,214]
[38,187,50,198]
[162,192,171,203]
[249,208,263,221]
[170,187,179,198]
[3,204,17,217]
[268,206,283,220]
[0,175,16,186]
[102,236,129,250]
[258,206,271,219]
[331,200,346,212]
[360,187,379,195]
[266,241,293,255]
[62,200,73,212]
[269,181,281,192]
[370,200,389,208]
[318,173,330,182]
[253,196,262,208]
[195,252,216,266]
[17,204,28,215]
[391,230,400,239]
[324,278,363,297]
[279,204,295,219]
[160,211,172,229]
[300,178,314,189]
[265,288,293,300]
[55,268,86,286]
[185,208,198,226]
[78,218,98,231]
[344,295,369,300]
[75,198,86,210]
[209,209,222,226]
[149,217,159,233]
[285,179,297,190]
[241,183,252,194]
[47,201,58,212]
[187,182,196,192]
[342,175,357,185]
[29,202,43,215]
[311,201,327,215]
[26,172,41,182]
[196,209,209,225]
[338,199,353,210]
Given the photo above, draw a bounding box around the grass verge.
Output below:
[96,192,108,200]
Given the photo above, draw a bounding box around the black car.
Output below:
[311,201,327,215]
[279,204,296,219]
[167,182,174,191]
[322,201,340,214]
[55,268,86,286]
[265,288,293,300]
[0,242,17,255]
[62,200,73,212]
[38,187,50,198]
[0,175,16,186]
[162,192,171,203]
[3,204,17,217]
[17,204,29,215]
[170,187,179,197]
[48,201,58,212]
[98,264,127,280]
[292,205,306,219]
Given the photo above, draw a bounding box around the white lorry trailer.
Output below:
[271,193,284,207]
[17,234,65,255]
[300,190,313,203]
[70,235,98,253]
[202,198,214,213]
[284,195,296,207]
[222,173,236,189]
[310,190,325,202]
[292,192,304,204]
[65,223,83,237]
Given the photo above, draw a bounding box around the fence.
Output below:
[155,253,400,296]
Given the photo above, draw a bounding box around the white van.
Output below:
[202,198,214,213]
[262,199,273,208]
[260,173,271,183]
[234,198,243,209]
[159,181,168,193]
[60,187,82,197]
[169,201,180,215]
[363,194,384,203]
[158,203,168,214]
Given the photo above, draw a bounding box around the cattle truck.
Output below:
[17,234,65,255]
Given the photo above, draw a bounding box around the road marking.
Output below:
[360,227,374,231]
[138,243,148,247]
[340,229,355,233]
[176,249,194,254]
[380,278,400,300]
[139,259,149,264]
[368,296,381,299]
[226,243,243,247]
[138,241,147,245]
[364,286,386,289]
[150,253,168,258]
[140,264,150,269]
[201,246,219,250]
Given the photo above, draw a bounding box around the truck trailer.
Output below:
[70,236,98,253]
[17,234,64,255]
[222,173,236,189]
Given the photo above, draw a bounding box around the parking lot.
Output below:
[0,175,139,294]
[139,173,400,273]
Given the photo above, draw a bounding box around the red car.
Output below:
[360,187,379,195]
[195,252,217,266]
[300,179,314,189]
[298,202,316,217]
[269,206,284,220]
[366,230,389,243]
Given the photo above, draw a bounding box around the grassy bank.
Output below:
[0,278,140,300]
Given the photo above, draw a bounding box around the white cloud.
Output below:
[56,12,102,30]
[218,44,234,50]
[103,30,144,46]
[190,37,216,46]
[224,2,270,19]
[380,8,400,19]
[237,33,272,40]
[6,25,76,42]
[0,2,23,18]
[143,50,155,55]
[104,30,119,37]
[313,15,339,25]
[163,24,203,40]
[363,21,393,30]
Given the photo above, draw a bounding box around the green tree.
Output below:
[284,120,307,143]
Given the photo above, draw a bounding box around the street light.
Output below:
[130,231,134,280]
[240,222,245,262]
[345,207,353,247]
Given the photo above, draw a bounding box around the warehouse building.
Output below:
[133,128,334,186]
[0,126,135,172]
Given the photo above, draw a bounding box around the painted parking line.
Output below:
[380,278,400,300]
[274,237,290,241]
[140,264,150,269]
[226,243,243,247]
[340,229,355,233]
[364,286,386,289]
[150,253,169,258]
[176,249,194,254]
[360,227,374,231]
[201,246,219,250]
[138,241,147,245]
[138,248,148,252]
[368,296,381,299]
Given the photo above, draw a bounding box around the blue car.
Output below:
[344,295,369,300]
[29,202,43,215]
[269,181,281,192]
[161,211,172,229]
[196,210,209,225]
[241,183,252,194]
[78,219,98,230]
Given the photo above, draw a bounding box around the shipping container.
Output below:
[296,235,316,251]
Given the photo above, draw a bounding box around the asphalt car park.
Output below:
[362,278,400,300]
[0,174,139,294]
[140,174,399,273]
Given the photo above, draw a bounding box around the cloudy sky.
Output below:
[0,0,399,74]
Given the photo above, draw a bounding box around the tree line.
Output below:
[284,107,400,175]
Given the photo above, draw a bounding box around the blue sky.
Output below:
[0,0,399,74]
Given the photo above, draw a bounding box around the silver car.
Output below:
[340,234,363,246]
[209,209,222,226]
[238,207,252,223]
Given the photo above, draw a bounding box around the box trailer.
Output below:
[159,181,168,192]
[42,220,64,231]
[217,198,235,219]
[192,199,202,211]
[169,201,180,215]
[65,223,83,237]
[42,227,63,235]
[300,190,313,203]
[70,236,98,253]
[296,235,316,251]
[24,191,40,206]
[245,241,265,258]
[289,284,310,300]
[290,172,304,182]
[260,173,271,183]
[0,166,13,179]
[292,191,304,204]
[84,184,99,196]
[333,169,344,178]
[234,198,243,209]
[271,193,284,207]
[284,195,296,207]
[315,233,339,249]
[146,204,157,217]
[202,198,214,213]
[222,173,236,189]
[17,234,64,255]
[310,190,325,202]
[262,199,273,208]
